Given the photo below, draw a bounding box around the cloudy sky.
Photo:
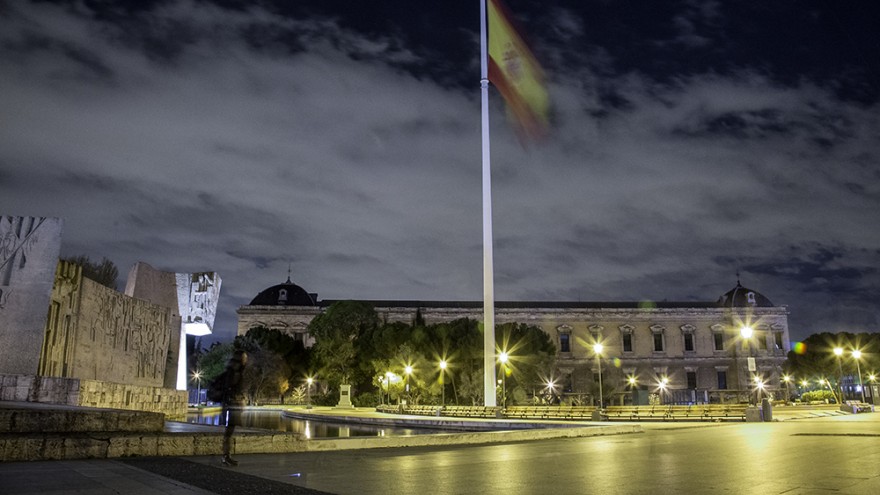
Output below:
[2,0,878,344]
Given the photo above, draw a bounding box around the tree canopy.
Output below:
[64,255,119,290]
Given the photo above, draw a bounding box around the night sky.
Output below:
[2,0,879,344]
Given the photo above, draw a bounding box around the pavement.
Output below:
[0,403,872,494]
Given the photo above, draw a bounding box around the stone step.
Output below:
[0,403,164,433]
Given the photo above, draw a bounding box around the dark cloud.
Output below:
[1,0,878,344]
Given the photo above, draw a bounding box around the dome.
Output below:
[717,281,774,308]
[249,277,317,306]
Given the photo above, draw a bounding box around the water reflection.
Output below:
[186,410,431,438]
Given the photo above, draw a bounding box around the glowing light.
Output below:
[852,350,862,360]
[183,322,212,336]
[833,347,844,357]
[782,375,791,383]
[800,380,809,388]
[439,360,448,370]
[740,326,753,339]
[404,365,413,375]
[593,343,604,355]
[499,352,509,364]
[628,376,637,385]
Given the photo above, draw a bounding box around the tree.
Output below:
[235,335,291,405]
[243,326,312,388]
[308,301,379,387]
[64,255,119,290]
[495,323,558,405]
[785,332,880,402]
[198,342,234,384]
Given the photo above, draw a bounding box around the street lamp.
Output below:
[593,344,604,409]
[754,375,764,402]
[404,365,413,404]
[782,374,792,403]
[191,370,202,407]
[384,371,393,405]
[439,360,448,407]
[852,350,866,403]
[834,347,844,403]
[740,326,756,405]
[499,352,509,408]
[659,377,669,404]
[306,377,314,409]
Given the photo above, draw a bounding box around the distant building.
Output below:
[238,277,790,405]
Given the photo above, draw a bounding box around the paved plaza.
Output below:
[2,412,879,494]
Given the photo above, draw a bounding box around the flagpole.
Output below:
[480,0,497,408]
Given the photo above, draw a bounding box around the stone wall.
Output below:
[42,261,174,388]
[0,216,63,375]
[0,374,187,420]
[124,262,182,389]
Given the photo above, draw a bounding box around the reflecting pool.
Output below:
[186,409,434,438]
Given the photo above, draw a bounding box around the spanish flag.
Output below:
[488,0,549,141]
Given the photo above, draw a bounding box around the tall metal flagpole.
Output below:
[479,0,497,407]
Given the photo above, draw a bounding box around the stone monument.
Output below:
[0,216,63,375]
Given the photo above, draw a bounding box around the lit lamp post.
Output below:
[852,350,866,403]
[740,325,755,405]
[384,371,393,405]
[658,377,669,404]
[404,365,413,404]
[782,374,791,403]
[754,376,764,402]
[499,352,509,408]
[593,344,604,409]
[191,370,202,407]
[833,347,845,403]
[439,360,448,407]
[306,377,314,409]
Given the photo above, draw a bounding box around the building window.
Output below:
[622,334,633,353]
[684,333,694,352]
[717,371,727,390]
[687,371,697,390]
[713,333,724,351]
[650,325,665,352]
[757,333,768,350]
[560,333,571,353]
[653,332,664,352]
[774,333,784,350]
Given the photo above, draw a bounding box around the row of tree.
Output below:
[194,301,556,406]
[193,302,879,406]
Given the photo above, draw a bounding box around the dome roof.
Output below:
[249,277,317,306]
[717,281,774,308]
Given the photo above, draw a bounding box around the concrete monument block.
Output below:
[0,216,63,375]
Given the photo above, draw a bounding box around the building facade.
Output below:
[238,278,791,404]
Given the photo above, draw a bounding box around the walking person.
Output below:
[219,349,247,466]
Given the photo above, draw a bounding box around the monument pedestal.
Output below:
[336,384,354,409]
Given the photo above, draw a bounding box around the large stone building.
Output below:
[238,276,791,404]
